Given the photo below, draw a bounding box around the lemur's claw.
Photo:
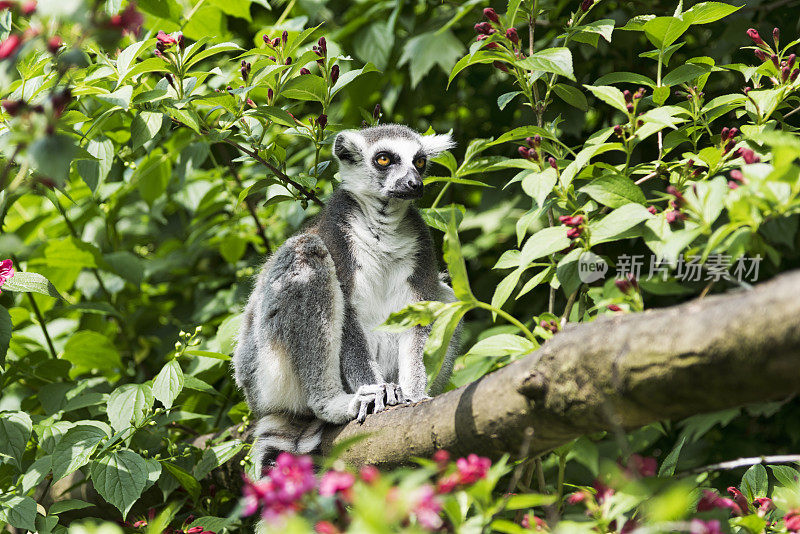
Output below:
[351,383,407,423]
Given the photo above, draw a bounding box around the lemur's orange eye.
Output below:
[375,154,391,167]
[414,157,427,169]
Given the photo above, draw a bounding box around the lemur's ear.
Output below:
[420,133,455,157]
[334,130,366,164]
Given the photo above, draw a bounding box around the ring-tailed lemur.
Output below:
[232,124,461,472]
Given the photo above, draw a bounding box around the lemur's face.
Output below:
[334,125,454,201]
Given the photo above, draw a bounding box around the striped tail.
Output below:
[252,413,326,475]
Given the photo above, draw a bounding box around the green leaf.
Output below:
[583,85,628,113]
[96,86,133,109]
[75,137,115,192]
[491,267,523,312]
[130,112,164,151]
[400,30,465,88]
[163,462,201,501]
[52,424,109,480]
[443,209,474,301]
[594,71,656,87]
[643,16,690,48]
[465,334,535,358]
[658,436,686,476]
[184,349,231,361]
[579,174,646,208]
[683,2,742,24]
[380,301,446,333]
[27,134,80,186]
[589,203,654,245]
[280,74,328,102]
[741,464,769,501]
[90,449,149,519]
[771,465,800,488]
[424,302,472,388]
[653,85,670,105]
[152,360,184,410]
[522,167,558,207]
[331,63,379,96]
[497,91,522,110]
[49,499,94,515]
[516,266,554,299]
[116,39,154,83]
[0,411,32,470]
[62,331,122,376]
[553,83,588,111]
[107,383,154,433]
[662,63,713,86]
[184,42,242,70]
[0,494,36,531]
[519,226,571,266]
[516,47,575,81]
[20,455,51,493]
[134,150,172,206]
[194,439,245,480]
[504,493,558,510]
[448,50,498,87]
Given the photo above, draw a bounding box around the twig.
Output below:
[684,455,800,475]
[634,171,658,185]
[26,292,57,359]
[560,289,578,326]
[784,105,800,119]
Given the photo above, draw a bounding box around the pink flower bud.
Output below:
[607,304,622,311]
[282,30,288,45]
[267,88,274,101]
[330,64,339,84]
[156,30,177,47]
[771,54,780,68]
[773,27,780,47]
[483,8,499,23]
[505,28,519,44]
[727,487,750,515]
[623,89,632,103]
[518,146,531,159]
[721,127,730,140]
[567,492,587,504]
[373,104,381,119]
[247,98,256,108]
[747,28,764,47]
[1,99,23,116]
[285,56,292,65]
[432,450,450,469]
[581,0,593,11]
[647,206,657,215]
[47,35,62,54]
[730,169,744,182]
[317,114,327,128]
[493,60,508,73]
[783,65,791,81]
[786,510,800,532]
[317,36,327,55]
[300,67,310,75]
[613,124,623,136]
[0,34,21,59]
[754,49,767,62]
[360,465,380,484]
[548,156,557,169]
[755,498,776,514]
[21,0,35,15]
[741,149,760,164]
[474,22,492,35]
[788,54,797,70]
[263,34,272,46]
[566,227,582,239]
[792,68,799,82]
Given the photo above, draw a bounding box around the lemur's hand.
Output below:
[349,383,409,423]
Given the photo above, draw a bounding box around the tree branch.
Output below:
[320,270,800,467]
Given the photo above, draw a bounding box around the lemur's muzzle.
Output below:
[390,171,424,199]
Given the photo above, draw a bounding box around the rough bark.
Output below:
[320,270,800,468]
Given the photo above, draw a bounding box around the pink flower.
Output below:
[315,521,339,534]
[319,470,355,498]
[483,8,499,23]
[456,454,491,485]
[475,22,493,35]
[567,491,587,505]
[21,1,36,15]
[627,454,657,477]
[559,215,584,227]
[521,514,546,530]
[690,519,722,534]
[697,489,742,516]
[0,34,21,60]
[0,259,14,295]
[412,485,443,530]
[754,497,776,514]
[186,527,203,534]
[359,465,380,484]
[607,304,622,312]
[593,479,615,504]
[156,30,177,46]
[506,28,519,44]
[436,472,460,494]
[747,28,765,47]
[727,487,750,515]
[647,206,658,215]
[566,227,582,240]
[109,3,143,36]
[433,449,450,469]
[270,452,316,503]
[785,510,800,532]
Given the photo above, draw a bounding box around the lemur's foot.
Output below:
[349,383,408,423]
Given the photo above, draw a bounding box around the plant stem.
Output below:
[476,301,536,342]
[430,182,451,209]
[560,288,579,325]
[27,290,58,359]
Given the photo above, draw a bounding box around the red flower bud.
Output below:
[740,149,760,164]
[792,68,800,82]
[263,34,272,46]
[317,36,327,56]
[788,54,797,70]
[0,2,13,9]
[282,30,288,45]
[483,8,499,23]
[623,89,632,103]
[247,98,256,108]
[607,304,622,311]
[727,487,750,515]
[567,227,582,239]
[156,30,177,47]
[728,181,739,190]
[773,27,780,47]
[300,67,310,75]
[548,156,557,169]
[613,124,623,136]
[330,64,339,84]
[771,54,780,68]
[647,206,657,215]
[267,88,274,101]
[755,498,776,514]
[786,510,800,532]
[432,450,450,469]
[21,0,35,15]
[1,99,24,116]
[747,28,764,47]
[782,65,791,82]
[581,0,593,10]
[567,492,587,504]
[360,465,380,483]
[505,28,519,44]
[0,34,21,59]
[47,35,62,54]
[317,114,327,128]
[518,146,531,159]
[373,104,381,120]
[493,60,508,73]
[475,22,493,35]
[754,49,767,62]
[285,56,292,65]
[721,127,730,140]
[730,169,744,182]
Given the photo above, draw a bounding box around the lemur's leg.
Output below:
[340,305,408,422]
[398,326,430,402]
[252,413,325,474]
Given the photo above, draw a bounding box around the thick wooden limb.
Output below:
[320,270,800,467]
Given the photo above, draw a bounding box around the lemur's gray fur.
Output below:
[232,124,460,472]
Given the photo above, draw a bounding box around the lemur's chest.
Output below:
[347,212,419,330]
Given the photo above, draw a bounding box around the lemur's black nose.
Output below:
[407,178,422,191]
